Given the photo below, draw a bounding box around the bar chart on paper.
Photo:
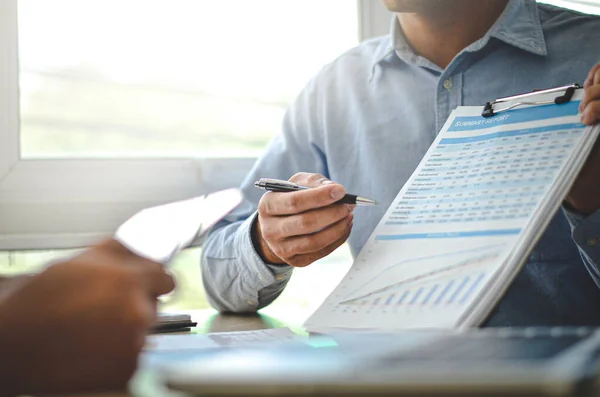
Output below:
[323,244,502,326]
[340,273,487,308]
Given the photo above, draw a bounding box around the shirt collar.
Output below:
[487,0,547,56]
[371,0,547,73]
[369,16,397,71]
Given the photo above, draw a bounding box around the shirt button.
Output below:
[247,300,256,306]
[275,275,286,281]
[443,78,453,91]
[587,238,599,247]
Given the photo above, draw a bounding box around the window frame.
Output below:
[0,0,391,250]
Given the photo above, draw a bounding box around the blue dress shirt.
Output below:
[201,0,600,326]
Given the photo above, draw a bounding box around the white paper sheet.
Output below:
[145,328,301,352]
[115,188,242,264]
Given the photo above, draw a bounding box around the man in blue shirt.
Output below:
[201,0,600,326]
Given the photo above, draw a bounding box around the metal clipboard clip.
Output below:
[482,83,581,118]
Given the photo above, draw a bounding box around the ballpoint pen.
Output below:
[254,178,378,206]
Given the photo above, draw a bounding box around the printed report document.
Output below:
[305,88,600,331]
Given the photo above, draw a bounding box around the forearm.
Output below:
[201,213,292,313]
[199,76,328,312]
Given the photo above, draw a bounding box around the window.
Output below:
[18,0,359,159]
[538,0,600,14]
[0,0,392,313]
[0,1,394,250]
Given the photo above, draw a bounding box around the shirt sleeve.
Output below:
[201,211,294,312]
[200,75,328,313]
[562,206,600,285]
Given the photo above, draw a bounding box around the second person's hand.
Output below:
[253,172,355,267]
[0,239,175,395]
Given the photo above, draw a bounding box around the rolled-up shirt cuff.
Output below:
[238,212,293,289]
[563,206,600,264]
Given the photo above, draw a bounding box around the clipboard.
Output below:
[482,83,581,117]
[304,81,599,332]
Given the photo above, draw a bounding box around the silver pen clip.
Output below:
[254,178,298,190]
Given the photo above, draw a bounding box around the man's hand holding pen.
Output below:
[251,172,356,267]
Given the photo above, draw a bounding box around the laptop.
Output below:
[157,327,600,396]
